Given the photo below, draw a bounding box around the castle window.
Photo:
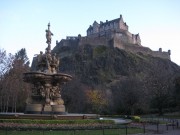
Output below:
[114,23,117,28]
[106,25,108,30]
[110,23,114,28]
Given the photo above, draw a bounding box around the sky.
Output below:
[0,0,180,65]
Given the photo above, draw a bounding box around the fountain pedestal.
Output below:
[24,72,72,114]
[25,104,43,114]
[43,105,52,114]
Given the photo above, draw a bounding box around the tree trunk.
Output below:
[0,95,2,112]
[6,95,9,112]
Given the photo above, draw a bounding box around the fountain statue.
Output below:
[24,23,72,114]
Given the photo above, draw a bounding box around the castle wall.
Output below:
[150,51,170,59]
[125,45,170,59]
[125,31,141,45]
[79,36,110,47]
[113,32,141,47]
[112,34,170,59]
[55,35,170,60]
[135,35,141,45]
[53,38,79,55]
[113,33,127,49]
[119,19,128,31]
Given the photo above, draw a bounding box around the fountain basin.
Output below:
[24,72,72,84]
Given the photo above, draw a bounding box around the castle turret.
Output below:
[135,33,141,45]
[168,50,171,55]
[119,14,128,31]
[93,21,99,34]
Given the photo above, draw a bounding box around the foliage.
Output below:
[111,77,146,115]
[0,48,30,113]
[15,48,29,66]
[86,90,108,114]
[93,45,107,58]
[131,116,141,122]
[62,78,88,113]
[174,77,180,108]
[0,49,14,77]
[144,59,178,115]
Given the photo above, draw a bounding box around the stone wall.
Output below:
[150,51,170,59]
[55,35,170,60]
[79,36,110,47]
[54,33,171,60]
[113,35,170,59]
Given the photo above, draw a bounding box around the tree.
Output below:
[145,60,176,115]
[10,48,30,112]
[174,77,180,109]
[15,48,29,66]
[0,48,14,112]
[0,49,14,77]
[62,77,87,113]
[111,77,145,115]
[86,89,108,114]
[0,48,30,112]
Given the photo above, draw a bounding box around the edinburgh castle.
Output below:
[55,15,171,60]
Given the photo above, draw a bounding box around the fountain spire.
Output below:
[45,22,53,51]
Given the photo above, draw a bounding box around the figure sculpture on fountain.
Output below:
[36,23,60,74]
[46,22,53,49]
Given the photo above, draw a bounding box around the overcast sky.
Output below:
[0,0,180,65]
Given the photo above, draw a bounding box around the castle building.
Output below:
[55,15,171,60]
[86,15,141,46]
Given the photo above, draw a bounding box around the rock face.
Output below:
[53,44,178,84]
[52,43,180,114]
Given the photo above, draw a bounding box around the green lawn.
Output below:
[0,127,144,135]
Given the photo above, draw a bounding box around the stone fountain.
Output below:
[24,23,72,114]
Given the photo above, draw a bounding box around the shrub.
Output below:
[93,46,107,57]
[131,116,141,122]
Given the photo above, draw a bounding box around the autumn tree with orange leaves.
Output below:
[86,90,108,114]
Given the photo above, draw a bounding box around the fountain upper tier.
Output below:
[24,72,72,84]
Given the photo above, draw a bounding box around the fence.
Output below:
[0,125,146,135]
[0,122,178,135]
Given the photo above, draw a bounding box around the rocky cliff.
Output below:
[52,44,180,114]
